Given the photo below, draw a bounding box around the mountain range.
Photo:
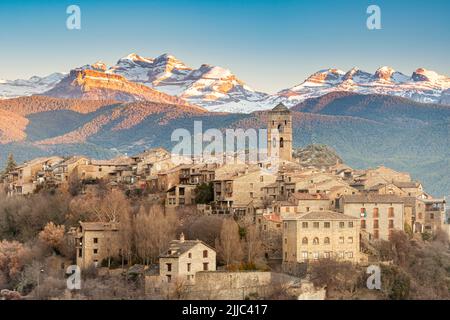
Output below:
[1,53,449,113]
[0,53,448,197]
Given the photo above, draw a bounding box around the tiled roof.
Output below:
[283,210,358,221]
[342,194,404,203]
[393,181,420,189]
[291,193,329,200]
[159,239,212,258]
[80,222,119,231]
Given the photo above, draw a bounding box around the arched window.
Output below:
[313,237,319,245]
[277,124,284,133]
[324,237,330,244]
[280,137,284,148]
[302,237,308,245]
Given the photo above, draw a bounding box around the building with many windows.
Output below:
[341,194,404,240]
[282,211,361,269]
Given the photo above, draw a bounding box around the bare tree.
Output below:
[216,219,243,267]
[243,225,264,266]
[135,205,178,265]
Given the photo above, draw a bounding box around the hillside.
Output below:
[0,93,448,197]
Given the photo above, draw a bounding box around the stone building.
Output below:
[341,194,404,240]
[159,233,216,283]
[74,222,120,269]
[267,103,292,162]
[282,211,361,267]
[165,184,197,213]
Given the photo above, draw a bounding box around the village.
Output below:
[1,103,448,300]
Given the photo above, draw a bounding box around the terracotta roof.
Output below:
[283,210,358,221]
[263,214,282,223]
[291,193,329,200]
[342,194,404,203]
[393,181,420,189]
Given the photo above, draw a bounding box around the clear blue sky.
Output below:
[0,0,448,93]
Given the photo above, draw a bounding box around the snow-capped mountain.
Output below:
[106,53,269,112]
[0,73,66,99]
[1,52,449,112]
[272,66,450,107]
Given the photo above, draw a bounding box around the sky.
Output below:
[0,0,449,93]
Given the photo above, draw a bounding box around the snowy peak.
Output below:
[303,69,345,85]
[0,73,66,99]
[411,68,448,83]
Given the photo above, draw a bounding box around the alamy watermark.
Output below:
[171,121,282,174]
[366,265,381,290]
[66,5,81,30]
[66,265,81,290]
[367,5,382,30]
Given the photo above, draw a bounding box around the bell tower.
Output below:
[267,103,292,162]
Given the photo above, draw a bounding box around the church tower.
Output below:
[267,103,292,162]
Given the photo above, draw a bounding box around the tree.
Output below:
[216,219,243,267]
[2,153,16,177]
[0,240,31,286]
[243,225,264,266]
[134,205,178,265]
[195,182,214,204]
[38,222,65,254]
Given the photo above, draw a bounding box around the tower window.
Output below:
[277,124,283,133]
[280,137,284,148]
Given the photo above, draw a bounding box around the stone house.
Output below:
[165,184,197,213]
[282,211,361,267]
[159,233,216,284]
[74,222,120,269]
[341,194,404,240]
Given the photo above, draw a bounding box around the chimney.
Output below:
[179,232,185,243]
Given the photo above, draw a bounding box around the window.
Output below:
[324,252,331,259]
[348,237,353,244]
[339,222,345,228]
[373,208,379,218]
[374,230,379,239]
[360,207,366,217]
[302,251,308,259]
[302,222,308,228]
[313,237,319,245]
[284,222,287,229]
[93,238,98,244]
[339,237,344,244]
[78,249,82,258]
[373,219,379,229]
[98,167,102,172]
[306,207,310,212]
[203,250,208,258]
[284,238,287,244]
[280,137,284,148]
[263,225,267,231]
[313,222,319,228]
[313,252,319,260]
[324,222,330,228]
[324,237,330,244]
[179,187,185,196]
[388,220,394,229]
[430,213,434,220]
[338,252,344,259]
[167,275,172,283]
[284,252,287,260]
[418,212,423,219]
[203,263,209,271]
[93,249,98,254]
[250,183,254,189]
[166,263,172,272]
[347,252,353,258]
[302,237,308,245]
[187,263,191,272]
[188,252,192,258]
[361,220,366,229]
[388,207,394,218]
[250,192,254,198]
[348,222,354,228]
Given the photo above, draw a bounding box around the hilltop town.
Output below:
[0,104,448,300]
